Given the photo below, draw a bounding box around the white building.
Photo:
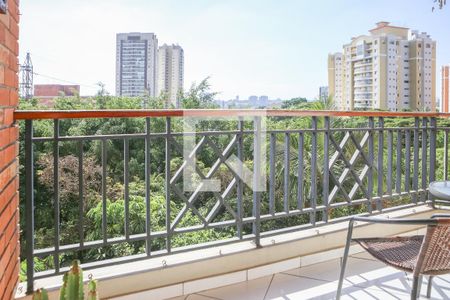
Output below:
[116,33,158,97]
[328,22,436,111]
[157,44,184,107]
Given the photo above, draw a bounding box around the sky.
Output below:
[19,0,450,100]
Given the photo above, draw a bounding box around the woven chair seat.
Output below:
[353,236,424,273]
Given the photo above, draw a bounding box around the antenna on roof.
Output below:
[20,52,34,100]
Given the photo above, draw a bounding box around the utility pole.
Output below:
[20,52,34,100]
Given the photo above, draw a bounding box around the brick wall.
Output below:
[0,0,20,299]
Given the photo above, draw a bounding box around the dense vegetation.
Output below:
[18,79,450,280]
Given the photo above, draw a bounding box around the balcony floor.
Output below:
[167,252,450,300]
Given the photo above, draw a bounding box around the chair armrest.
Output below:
[351,216,437,226]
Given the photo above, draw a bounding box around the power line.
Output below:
[32,72,99,89]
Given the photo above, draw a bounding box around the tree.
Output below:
[432,0,447,11]
[281,97,308,109]
[181,77,219,109]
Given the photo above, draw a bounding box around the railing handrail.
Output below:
[14,109,448,120]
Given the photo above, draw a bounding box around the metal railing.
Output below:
[16,109,450,293]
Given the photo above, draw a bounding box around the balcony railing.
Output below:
[15,109,450,294]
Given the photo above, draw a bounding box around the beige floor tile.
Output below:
[185,295,222,300]
[183,271,246,294]
[198,275,272,300]
[264,273,339,299]
[111,284,183,300]
[283,258,341,282]
[166,296,187,300]
[350,251,377,261]
[247,258,300,280]
[284,257,384,283]
[166,295,220,300]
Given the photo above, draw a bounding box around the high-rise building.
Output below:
[328,22,436,111]
[116,33,158,97]
[157,44,184,106]
[319,86,329,102]
[442,65,450,113]
[259,95,269,106]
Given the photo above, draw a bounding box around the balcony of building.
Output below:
[12,110,450,300]
[353,68,373,75]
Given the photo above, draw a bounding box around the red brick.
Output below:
[0,64,5,85]
[9,126,18,144]
[9,53,19,73]
[0,87,9,106]
[0,24,5,45]
[4,68,17,87]
[10,17,19,40]
[0,45,9,65]
[1,107,14,125]
[0,127,17,148]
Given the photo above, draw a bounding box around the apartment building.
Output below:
[328,22,436,111]
[116,33,158,97]
[443,65,450,113]
[157,44,184,107]
[319,86,329,101]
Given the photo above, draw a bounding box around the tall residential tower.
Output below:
[328,22,436,111]
[157,44,184,107]
[116,33,158,97]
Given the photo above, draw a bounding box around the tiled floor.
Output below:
[167,252,450,300]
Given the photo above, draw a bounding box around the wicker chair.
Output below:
[336,214,450,300]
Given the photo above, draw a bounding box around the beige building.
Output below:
[328,22,436,111]
[157,44,184,107]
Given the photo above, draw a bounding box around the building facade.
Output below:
[157,44,184,106]
[34,84,80,106]
[443,65,450,113]
[319,86,329,102]
[116,33,158,97]
[328,22,436,111]
[34,84,80,98]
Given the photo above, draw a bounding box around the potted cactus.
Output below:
[32,260,98,300]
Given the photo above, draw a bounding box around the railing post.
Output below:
[25,119,35,294]
[429,117,437,201]
[413,118,420,203]
[165,117,172,253]
[445,130,449,181]
[297,133,304,210]
[101,139,107,245]
[252,116,261,248]
[124,139,130,240]
[145,117,152,255]
[377,117,384,211]
[367,117,374,214]
[395,130,402,194]
[237,118,244,239]
[53,119,60,273]
[405,130,411,194]
[269,133,275,215]
[323,117,330,222]
[387,129,393,199]
[310,117,318,225]
[283,132,290,213]
[78,141,84,248]
[421,118,428,202]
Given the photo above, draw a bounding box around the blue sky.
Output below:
[19,0,450,100]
